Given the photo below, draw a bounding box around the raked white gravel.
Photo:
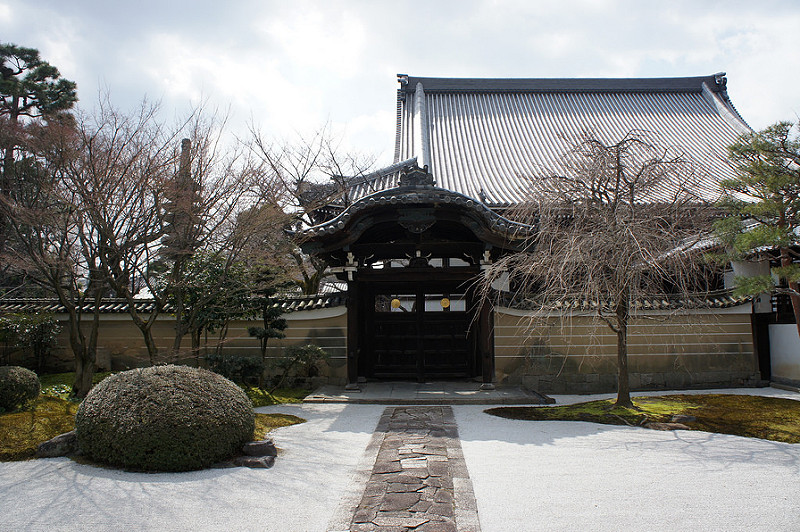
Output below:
[0,388,797,531]
[0,403,385,532]
[457,387,800,532]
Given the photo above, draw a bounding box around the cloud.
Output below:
[259,5,367,78]
[332,109,397,166]
[1,0,798,158]
[138,32,323,139]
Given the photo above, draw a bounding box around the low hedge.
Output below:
[0,366,41,412]
[75,365,254,472]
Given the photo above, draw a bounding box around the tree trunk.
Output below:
[214,323,230,357]
[73,353,95,398]
[0,100,20,258]
[57,290,95,398]
[122,294,160,365]
[171,288,186,359]
[141,326,159,365]
[614,295,633,408]
[128,308,160,365]
[64,309,95,398]
[191,328,201,367]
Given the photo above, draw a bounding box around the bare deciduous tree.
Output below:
[483,131,716,407]
[247,125,374,294]
[64,99,177,365]
[157,111,269,360]
[1,117,104,396]
[60,101,267,364]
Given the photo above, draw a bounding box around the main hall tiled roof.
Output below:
[349,73,751,207]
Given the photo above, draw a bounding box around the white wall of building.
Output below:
[768,324,800,385]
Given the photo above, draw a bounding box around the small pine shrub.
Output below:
[205,354,264,384]
[75,365,254,472]
[269,344,328,391]
[0,366,41,412]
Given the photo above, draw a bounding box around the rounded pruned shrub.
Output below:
[0,366,41,412]
[75,365,255,472]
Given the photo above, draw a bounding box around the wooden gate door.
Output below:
[367,284,472,380]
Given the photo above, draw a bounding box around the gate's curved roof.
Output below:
[348,73,751,207]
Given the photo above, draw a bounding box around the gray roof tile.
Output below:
[371,74,751,206]
[0,294,347,315]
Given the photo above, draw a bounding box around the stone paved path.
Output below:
[345,406,480,532]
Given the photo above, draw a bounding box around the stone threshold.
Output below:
[305,383,553,405]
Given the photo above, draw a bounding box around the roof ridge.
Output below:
[398,74,729,94]
[345,157,417,188]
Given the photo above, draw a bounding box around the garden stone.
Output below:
[671,414,696,423]
[233,455,276,468]
[36,430,79,458]
[645,422,690,431]
[242,439,277,457]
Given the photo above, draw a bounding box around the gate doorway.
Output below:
[298,164,532,388]
[359,279,478,381]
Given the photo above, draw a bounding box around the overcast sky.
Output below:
[3,0,799,166]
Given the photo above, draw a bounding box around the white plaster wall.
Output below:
[769,324,800,383]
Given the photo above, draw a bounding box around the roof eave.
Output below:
[398,73,729,94]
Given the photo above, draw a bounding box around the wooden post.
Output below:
[345,281,360,390]
[416,288,425,383]
[478,299,495,390]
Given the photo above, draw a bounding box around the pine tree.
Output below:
[0,43,77,268]
[716,120,800,336]
[248,266,291,387]
[1,43,77,197]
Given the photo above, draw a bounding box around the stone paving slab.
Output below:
[329,406,480,532]
[306,382,552,405]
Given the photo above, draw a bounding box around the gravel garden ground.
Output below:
[0,387,798,531]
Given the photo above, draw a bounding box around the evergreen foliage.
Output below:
[0,43,77,120]
[205,354,264,384]
[160,252,255,360]
[75,365,255,472]
[0,313,60,370]
[248,266,291,364]
[0,365,40,412]
[1,43,78,298]
[268,344,328,392]
[715,120,800,333]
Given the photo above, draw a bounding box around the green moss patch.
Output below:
[245,386,310,407]
[39,371,113,399]
[0,396,78,461]
[486,394,800,444]
[254,413,305,439]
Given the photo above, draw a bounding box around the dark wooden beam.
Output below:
[478,299,495,389]
[345,281,360,390]
[350,242,485,261]
[356,268,479,284]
